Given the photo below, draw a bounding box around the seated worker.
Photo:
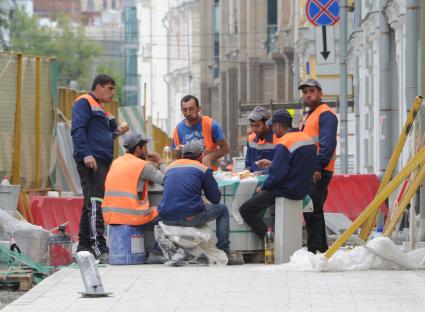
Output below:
[245,106,276,173]
[172,95,230,170]
[239,110,317,240]
[158,141,243,265]
[101,132,167,263]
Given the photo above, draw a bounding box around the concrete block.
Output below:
[324,212,352,234]
[275,197,302,264]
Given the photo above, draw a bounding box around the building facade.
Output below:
[163,0,209,135]
[349,0,420,174]
[139,0,169,133]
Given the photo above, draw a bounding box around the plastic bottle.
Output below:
[1,176,10,186]
[264,227,275,264]
[162,145,172,165]
[371,225,383,240]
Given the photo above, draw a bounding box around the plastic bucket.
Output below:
[108,224,145,265]
[0,185,21,216]
[48,234,73,266]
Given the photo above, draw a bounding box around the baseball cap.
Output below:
[298,79,322,91]
[123,132,150,149]
[266,109,293,127]
[248,106,271,122]
[182,140,203,158]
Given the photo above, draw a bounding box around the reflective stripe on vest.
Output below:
[299,103,336,172]
[73,94,114,120]
[248,133,275,150]
[275,132,315,153]
[166,159,209,173]
[102,153,158,225]
[173,115,220,171]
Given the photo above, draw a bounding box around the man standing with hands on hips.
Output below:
[71,74,128,262]
[298,79,338,254]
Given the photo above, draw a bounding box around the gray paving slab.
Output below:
[1,265,425,312]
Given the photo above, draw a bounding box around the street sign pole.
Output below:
[340,0,348,173]
[315,26,335,64]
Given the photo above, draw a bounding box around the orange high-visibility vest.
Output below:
[248,133,275,150]
[73,94,114,120]
[275,131,315,152]
[299,103,336,172]
[173,115,219,170]
[165,158,209,173]
[102,153,158,225]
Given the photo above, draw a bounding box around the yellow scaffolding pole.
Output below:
[12,54,23,185]
[35,57,41,188]
[358,96,423,241]
[383,164,425,236]
[325,146,425,259]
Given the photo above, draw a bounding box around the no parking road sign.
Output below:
[306,0,340,26]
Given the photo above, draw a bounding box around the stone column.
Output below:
[247,57,261,102]
[226,67,238,156]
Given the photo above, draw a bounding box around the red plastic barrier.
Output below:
[324,174,388,221]
[29,174,387,241]
[30,196,83,241]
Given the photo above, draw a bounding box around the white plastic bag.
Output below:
[154,222,228,266]
[0,209,50,264]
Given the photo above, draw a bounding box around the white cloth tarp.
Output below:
[54,123,81,194]
[0,209,50,264]
[257,237,425,272]
[231,177,258,224]
[118,106,148,154]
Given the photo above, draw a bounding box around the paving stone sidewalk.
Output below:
[2,265,425,312]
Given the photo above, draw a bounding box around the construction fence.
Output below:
[0,52,174,194]
[0,52,56,190]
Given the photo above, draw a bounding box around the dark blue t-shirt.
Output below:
[172,118,225,149]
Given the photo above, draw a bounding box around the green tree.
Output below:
[7,8,102,88]
[96,62,124,104]
[0,0,11,49]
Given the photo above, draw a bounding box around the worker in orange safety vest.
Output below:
[102,132,168,264]
[172,95,230,171]
[298,79,338,254]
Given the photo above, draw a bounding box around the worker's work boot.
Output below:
[97,252,109,264]
[226,251,244,265]
[146,249,167,264]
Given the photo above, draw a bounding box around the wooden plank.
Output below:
[35,57,41,188]
[0,272,33,291]
[12,54,23,185]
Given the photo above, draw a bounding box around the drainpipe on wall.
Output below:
[162,9,171,135]
[405,0,419,246]
[418,0,425,241]
[353,0,361,173]
[379,0,391,174]
[293,0,300,101]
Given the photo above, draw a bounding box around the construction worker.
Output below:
[239,110,317,240]
[102,132,167,264]
[172,95,229,170]
[298,79,338,253]
[158,140,243,265]
[71,74,128,262]
[245,106,275,172]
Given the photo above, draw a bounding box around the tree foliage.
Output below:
[7,8,102,88]
[0,0,11,48]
